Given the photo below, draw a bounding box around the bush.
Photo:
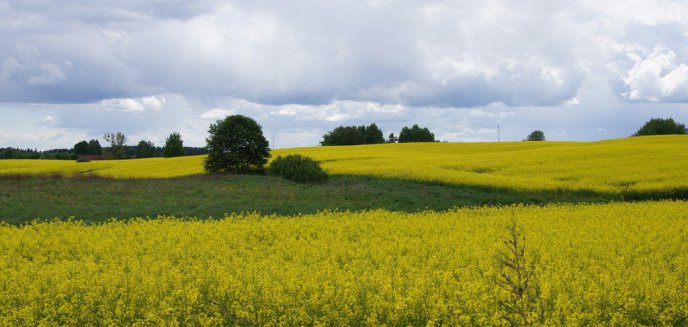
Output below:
[524,130,545,141]
[633,118,687,136]
[268,154,328,183]
[76,157,91,163]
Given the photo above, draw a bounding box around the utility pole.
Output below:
[497,125,500,142]
[272,136,275,150]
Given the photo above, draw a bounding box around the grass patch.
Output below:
[0,174,622,224]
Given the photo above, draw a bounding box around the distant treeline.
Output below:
[321,123,437,146]
[0,145,207,160]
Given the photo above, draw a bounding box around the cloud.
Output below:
[621,46,688,102]
[101,98,144,112]
[141,96,165,111]
[198,108,235,119]
[0,0,632,107]
[101,95,167,112]
[469,109,516,119]
[268,101,408,122]
[2,0,688,150]
[1,56,22,79]
[26,63,68,85]
[39,115,56,127]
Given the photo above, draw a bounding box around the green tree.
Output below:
[363,123,385,144]
[524,130,545,141]
[387,133,398,143]
[87,139,102,155]
[321,126,365,146]
[398,124,435,143]
[633,118,687,136]
[321,124,385,146]
[204,115,271,174]
[103,132,127,159]
[73,140,89,155]
[137,140,157,158]
[163,132,185,158]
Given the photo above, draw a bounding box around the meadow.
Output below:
[0,174,613,224]
[1,202,687,325]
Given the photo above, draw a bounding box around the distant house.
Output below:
[77,154,113,160]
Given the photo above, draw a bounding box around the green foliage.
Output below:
[387,133,398,143]
[136,140,158,158]
[268,154,328,184]
[74,140,103,155]
[321,126,364,146]
[73,141,89,155]
[321,123,386,146]
[633,118,687,136]
[363,123,385,144]
[398,124,435,143]
[76,157,91,163]
[163,132,185,158]
[204,115,271,174]
[87,139,102,155]
[103,132,127,159]
[524,130,545,141]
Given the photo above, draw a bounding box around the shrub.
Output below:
[268,154,328,183]
[524,130,545,141]
[76,157,91,163]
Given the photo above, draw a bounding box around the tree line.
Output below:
[320,123,437,146]
[0,132,207,160]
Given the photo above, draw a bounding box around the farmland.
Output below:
[2,136,688,325]
[2,135,687,195]
[1,202,687,325]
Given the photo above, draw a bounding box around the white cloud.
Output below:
[469,109,515,118]
[39,115,56,127]
[269,101,407,122]
[101,98,144,112]
[101,95,167,112]
[198,108,235,119]
[622,46,688,102]
[141,96,165,111]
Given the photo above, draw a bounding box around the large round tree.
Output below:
[204,115,271,174]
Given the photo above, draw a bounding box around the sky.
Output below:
[1,0,688,150]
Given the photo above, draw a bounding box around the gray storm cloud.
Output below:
[1,0,688,149]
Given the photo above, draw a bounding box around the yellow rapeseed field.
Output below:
[1,201,687,325]
[0,155,206,178]
[1,135,686,194]
[274,135,688,194]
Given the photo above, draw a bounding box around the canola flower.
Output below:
[274,135,688,194]
[1,135,687,194]
[1,201,687,325]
